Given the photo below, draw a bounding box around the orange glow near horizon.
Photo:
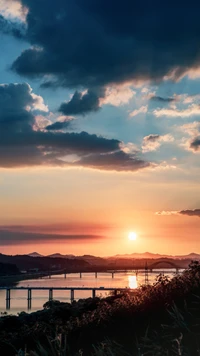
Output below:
[0,169,200,256]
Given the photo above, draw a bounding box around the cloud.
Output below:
[178,121,200,136]
[180,209,200,217]
[10,0,200,92]
[190,137,200,152]
[46,119,72,131]
[71,150,150,172]
[154,104,200,118]
[0,0,27,22]
[0,14,26,38]
[0,82,149,171]
[155,211,178,216]
[129,106,147,117]
[156,209,200,217]
[59,86,135,115]
[142,134,174,152]
[101,86,135,106]
[0,229,103,245]
[150,95,175,103]
[59,89,104,116]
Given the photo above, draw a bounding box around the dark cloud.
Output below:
[11,0,200,91]
[0,229,103,245]
[0,83,36,132]
[156,209,200,217]
[0,14,26,39]
[190,137,200,151]
[59,89,104,116]
[73,151,150,172]
[46,120,72,131]
[179,209,200,217]
[150,96,175,103]
[143,134,160,142]
[0,83,149,171]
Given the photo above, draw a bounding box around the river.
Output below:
[0,269,181,314]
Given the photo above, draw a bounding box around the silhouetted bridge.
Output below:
[0,286,131,310]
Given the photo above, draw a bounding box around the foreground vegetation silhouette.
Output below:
[1,261,200,355]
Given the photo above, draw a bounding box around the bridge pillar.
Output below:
[80,272,82,278]
[112,272,114,278]
[176,268,179,274]
[95,272,97,278]
[92,289,96,298]
[145,264,149,285]
[27,288,32,310]
[71,289,74,303]
[64,273,66,279]
[6,289,11,310]
[114,289,118,296]
[49,288,53,301]
[49,274,51,279]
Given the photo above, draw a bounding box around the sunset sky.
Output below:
[0,0,200,256]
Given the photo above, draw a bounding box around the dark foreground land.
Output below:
[1,262,200,355]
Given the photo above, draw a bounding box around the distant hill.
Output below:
[47,253,106,265]
[0,253,90,271]
[48,253,75,259]
[28,252,43,258]
[175,253,200,260]
[27,251,200,262]
[108,252,200,260]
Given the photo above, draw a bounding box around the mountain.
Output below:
[27,251,200,262]
[108,252,171,259]
[28,252,43,257]
[0,253,90,271]
[108,252,200,260]
[76,255,106,265]
[48,253,106,265]
[175,253,200,260]
[48,253,75,259]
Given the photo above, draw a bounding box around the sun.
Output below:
[128,231,137,241]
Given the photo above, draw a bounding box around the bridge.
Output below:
[147,259,182,272]
[0,286,131,310]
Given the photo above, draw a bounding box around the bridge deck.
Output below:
[0,286,130,291]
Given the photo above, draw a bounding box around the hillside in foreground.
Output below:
[0,261,200,355]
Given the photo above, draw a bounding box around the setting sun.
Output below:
[128,231,137,241]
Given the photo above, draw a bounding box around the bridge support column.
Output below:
[92,289,96,298]
[49,288,53,301]
[114,289,118,296]
[145,264,149,285]
[27,288,32,310]
[6,289,11,310]
[95,272,97,278]
[64,273,66,279]
[71,289,74,303]
[176,268,179,274]
[112,272,114,278]
[49,274,51,279]
[80,272,82,278]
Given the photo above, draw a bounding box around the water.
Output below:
[0,269,180,314]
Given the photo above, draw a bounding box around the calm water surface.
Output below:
[0,270,181,314]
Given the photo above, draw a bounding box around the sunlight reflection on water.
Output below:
[128,275,138,289]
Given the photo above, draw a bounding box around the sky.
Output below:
[0,0,200,256]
